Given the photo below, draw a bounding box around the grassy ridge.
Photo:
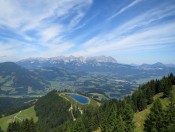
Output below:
[0,106,37,132]
[133,86,175,132]
[88,92,109,101]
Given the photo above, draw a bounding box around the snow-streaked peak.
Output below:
[19,57,47,62]
[86,56,117,63]
[19,56,117,64]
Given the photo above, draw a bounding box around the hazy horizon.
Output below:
[0,0,175,64]
[0,55,175,65]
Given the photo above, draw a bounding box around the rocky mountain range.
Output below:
[17,56,117,68]
[17,56,175,72]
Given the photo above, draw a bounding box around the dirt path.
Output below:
[59,93,76,121]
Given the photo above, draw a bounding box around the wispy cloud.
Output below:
[72,3,175,57]
[39,25,63,42]
[72,22,175,56]
[107,0,143,21]
[0,0,93,61]
[38,43,75,58]
[0,0,175,63]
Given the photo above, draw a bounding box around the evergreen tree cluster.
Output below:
[34,90,72,132]
[54,100,134,132]
[0,97,36,117]
[144,96,175,132]
[7,118,36,132]
[130,73,175,112]
[0,127,3,132]
[72,105,81,118]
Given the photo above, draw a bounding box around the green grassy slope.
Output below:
[0,106,38,132]
[88,92,109,101]
[133,86,175,132]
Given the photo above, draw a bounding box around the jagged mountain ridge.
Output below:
[17,55,175,70]
[17,56,175,80]
[17,56,175,68]
[17,56,117,68]
[17,56,139,75]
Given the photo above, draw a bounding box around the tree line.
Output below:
[7,118,36,132]
[34,90,72,132]
[0,97,37,118]
[144,96,175,132]
[129,73,175,112]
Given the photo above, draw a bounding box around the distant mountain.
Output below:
[165,64,175,68]
[17,56,175,80]
[129,62,175,68]
[17,56,117,68]
[138,62,175,70]
[139,62,166,69]
[0,62,49,95]
[17,56,140,76]
[86,56,117,63]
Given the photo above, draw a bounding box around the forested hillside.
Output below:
[0,62,49,95]
[7,118,36,132]
[130,73,175,112]
[144,97,175,131]
[0,97,37,117]
[3,73,175,132]
[34,91,72,131]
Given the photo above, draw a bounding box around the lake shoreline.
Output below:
[62,92,90,105]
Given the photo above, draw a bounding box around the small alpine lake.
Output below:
[66,93,90,104]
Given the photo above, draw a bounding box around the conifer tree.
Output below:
[7,121,21,132]
[144,99,165,132]
[29,118,36,132]
[72,118,86,132]
[137,91,147,111]
[0,127,3,132]
[7,122,13,132]
[113,115,125,132]
[161,92,175,131]
[121,103,134,132]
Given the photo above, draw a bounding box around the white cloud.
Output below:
[68,11,84,29]
[72,20,175,56]
[39,25,63,42]
[0,0,85,29]
[38,43,75,58]
[114,4,175,35]
[74,3,175,56]
[0,0,93,59]
[107,0,143,21]
[0,0,175,63]
[0,42,23,62]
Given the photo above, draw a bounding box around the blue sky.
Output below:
[0,0,175,64]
